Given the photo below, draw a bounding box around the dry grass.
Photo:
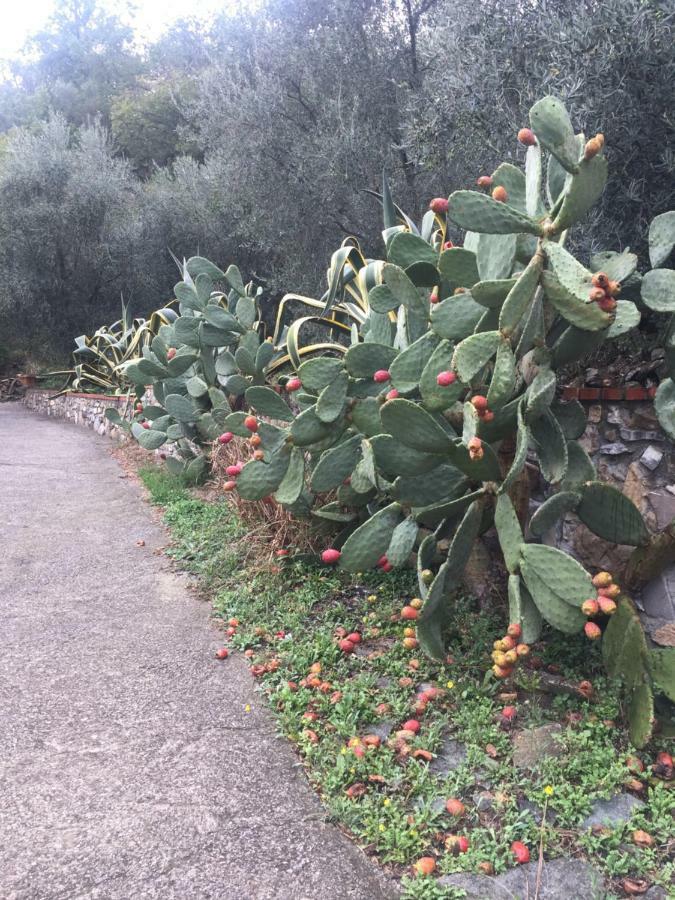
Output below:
[210,437,329,562]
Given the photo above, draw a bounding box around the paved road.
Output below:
[0,405,395,900]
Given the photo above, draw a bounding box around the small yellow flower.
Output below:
[350,767,355,774]
[544,785,554,796]
[244,704,251,713]
[378,823,386,832]
[446,680,455,689]
[340,747,348,755]
[367,594,377,603]
[410,829,418,837]
[383,798,391,807]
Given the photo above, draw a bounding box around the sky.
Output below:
[0,0,234,58]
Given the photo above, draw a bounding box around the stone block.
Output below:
[640,446,663,471]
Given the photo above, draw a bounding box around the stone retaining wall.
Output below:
[22,389,132,442]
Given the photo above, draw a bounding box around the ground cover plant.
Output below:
[120,96,675,748]
[139,464,675,898]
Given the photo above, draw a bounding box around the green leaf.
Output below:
[274,447,305,505]
[529,491,581,537]
[448,191,543,235]
[499,252,543,334]
[165,393,196,423]
[390,332,440,394]
[236,447,291,500]
[430,294,484,342]
[339,503,404,572]
[606,301,640,339]
[131,422,168,450]
[386,517,419,568]
[641,268,675,313]
[387,232,438,268]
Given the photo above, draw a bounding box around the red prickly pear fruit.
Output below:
[443,240,454,250]
[338,638,355,653]
[159,452,166,459]
[578,680,593,697]
[501,705,517,721]
[436,370,456,387]
[429,197,449,214]
[511,841,530,864]
[275,549,289,557]
[244,415,258,432]
[381,561,393,573]
[476,175,493,188]
[286,377,302,392]
[516,643,530,657]
[592,272,610,289]
[592,571,613,588]
[219,432,234,444]
[215,647,229,659]
[589,287,606,302]
[249,433,262,447]
[501,635,516,651]
[507,623,522,639]
[584,135,603,160]
[141,421,151,429]
[468,436,483,460]
[403,719,420,733]
[166,347,177,360]
[492,186,508,202]
[346,632,361,643]
[429,288,439,304]
[414,857,436,876]
[598,597,617,615]
[599,583,621,599]
[225,464,242,477]
[445,835,470,853]
[385,388,399,400]
[598,296,617,312]
[517,127,536,146]
[445,798,465,816]
[135,402,143,412]
[582,598,600,617]
[471,395,489,412]
[401,606,419,620]
[373,369,391,383]
[222,480,237,492]
[481,410,494,422]
[584,621,602,640]
[607,279,621,297]
[321,548,341,565]
[377,554,389,568]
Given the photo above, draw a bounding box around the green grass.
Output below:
[139,464,674,896]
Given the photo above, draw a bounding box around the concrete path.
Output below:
[0,405,396,900]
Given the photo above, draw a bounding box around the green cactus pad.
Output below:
[577,482,649,546]
[590,250,638,284]
[530,411,568,483]
[529,491,581,537]
[521,543,593,606]
[551,399,587,440]
[414,488,484,528]
[547,152,570,207]
[350,397,383,437]
[418,500,483,659]
[541,252,611,332]
[337,480,375,506]
[491,162,527,214]
[650,649,675,703]
[255,341,276,373]
[499,253,543,334]
[486,341,516,410]
[298,357,345,394]
[164,456,186,477]
[309,436,362,492]
[291,406,335,446]
[393,465,467,506]
[516,293,544,358]
[508,575,543,645]
[166,424,184,441]
[654,378,675,440]
[167,347,199,376]
[419,340,462,412]
[312,502,358,523]
[338,502,404,572]
[648,210,675,268]
[164,393,196,423]
[184,455,209,485]
[471,279,517,309]
[499,402,529,493]
[438,248,480,292]
[344,342,398,379]
[387,232,438,268]
[448,441,502,483]
[405,261,440,287]
[223,374,248,397]
[430,293,484,342]
[452,330,501,383]
[273,447,306,505]
[390,332,440,394]
[606,301,641,340]
[235,447,292,500]
[370,434,442,477]
[553,155,608,232]
[561,441,595,491]
[195,412,219,442]
[417,533,437,600]
[602,598,647,684]
[525,143,543,217]
[234,345,257,376]
[368,284,400,314]
[386,517,419,568]
[245,386,294,422]
[173,316,201,348]
[550,324,605,367]
[382,263,426,314]
[448,191,543,236]
[381,399,453,454]
[494,494,524,574]
[628,680,654,749]
[131,422,168,450]
[258,422,289,455]
[520,564,586,634]
[477,233,518,282]
[641,268,675,313]
[315,371,349,423]
[529,96,579,174]
[525,368,557,421]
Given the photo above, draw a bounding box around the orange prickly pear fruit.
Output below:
[517,127,536,146]
[592,571,613,588]
[592,272,610,290]
[492,185,508,202]
[476,175,493,188]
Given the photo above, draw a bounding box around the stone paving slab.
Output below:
[0,405,396,900]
